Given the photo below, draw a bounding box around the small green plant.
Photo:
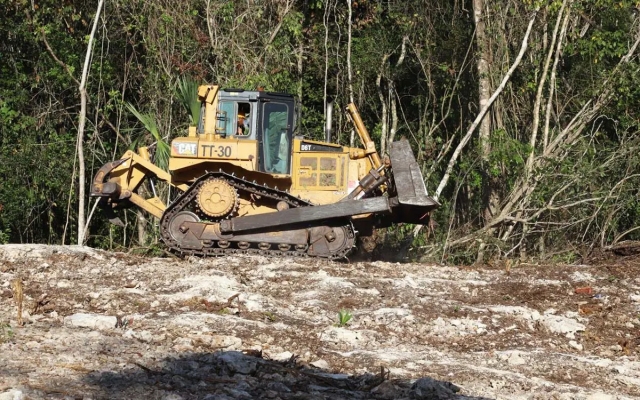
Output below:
[145,243,167,257]
[263,311,277,322]
[0,227,10,244]
[0,322,14,343]
[337,310,353,327]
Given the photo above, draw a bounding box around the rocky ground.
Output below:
[1,244,639,400]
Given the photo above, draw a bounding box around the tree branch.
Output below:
[435,8,539,200]
[527,0,569,173]
[266,0,294,47]
[40,25,127,145]
[40,32,81,86]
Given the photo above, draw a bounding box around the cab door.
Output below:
[257,98,294,175]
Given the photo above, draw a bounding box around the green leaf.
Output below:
[176,76,201,127]
[125,103,169,171]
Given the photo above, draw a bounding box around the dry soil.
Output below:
[1,244,639,399]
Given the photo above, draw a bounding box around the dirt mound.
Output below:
[1,244,639,399]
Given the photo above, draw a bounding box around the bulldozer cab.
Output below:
[206,89,295,175]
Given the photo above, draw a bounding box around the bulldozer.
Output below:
[91,85,439,259]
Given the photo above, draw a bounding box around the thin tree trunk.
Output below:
[473,0,498,262]
[346,0,355,146]
[527,0,569,174]
[543,8,572,150]
[387,36,407,152]
[297,39,304,127]
[62,143,78,245]
[322,1,330,133]
[389,81,398,145]
[77,0,105,245]
[137,209,147,246]
[474,0,492,174]
[205,0,217,50]
[376,54,390,156]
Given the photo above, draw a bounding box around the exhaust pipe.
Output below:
[325,102,333,143]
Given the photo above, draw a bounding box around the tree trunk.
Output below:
[473,0,496,221]
[137,209,147,246]
[322,1,330,137]
[377,55,389,156]
[389,81,398,146]
[473,0,498,262]
[527,0,569,174]
[297,38,304,128]
[388,36,407,149]
[77,0,105,245]
[473,0,491,183]
[346,0,355,147]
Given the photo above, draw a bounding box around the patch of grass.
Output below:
[549,250,580,265]
[337,310,353,327]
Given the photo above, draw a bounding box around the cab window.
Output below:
[262,102,290,174]
[216,101,235,137]
[215,101,252,138]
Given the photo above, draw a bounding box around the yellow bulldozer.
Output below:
[91,85,439,259]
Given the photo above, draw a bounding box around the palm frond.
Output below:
[125,102,170,171]
[176,76,201,126]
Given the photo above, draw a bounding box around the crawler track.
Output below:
[159,172,355,260]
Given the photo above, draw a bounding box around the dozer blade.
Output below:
[389,140,440,223]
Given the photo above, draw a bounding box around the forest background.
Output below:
[1,0,639,264]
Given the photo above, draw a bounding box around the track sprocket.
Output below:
[196,178,238,218]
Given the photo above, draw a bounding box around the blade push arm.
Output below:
[91,148,188,219]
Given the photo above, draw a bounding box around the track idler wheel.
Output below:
[168,211,200,242]
[308,224,354,258]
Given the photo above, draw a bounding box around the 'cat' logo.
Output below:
[173,142,197,155]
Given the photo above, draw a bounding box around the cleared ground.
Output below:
[1,244,639,399]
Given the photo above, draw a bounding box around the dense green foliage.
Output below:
[1,0,639,262]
